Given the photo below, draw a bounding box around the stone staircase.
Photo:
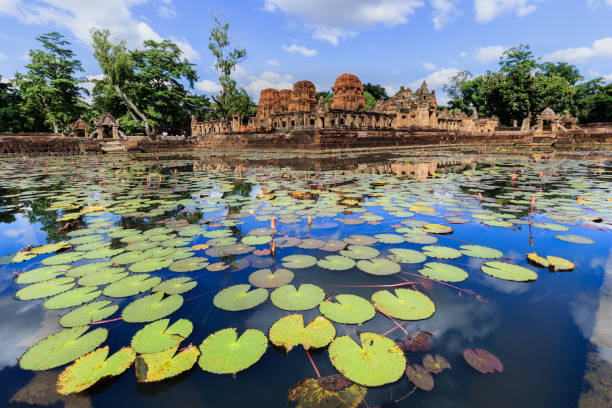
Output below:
[100,140,126,154]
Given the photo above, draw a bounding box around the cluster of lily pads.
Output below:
[0,151,609,406]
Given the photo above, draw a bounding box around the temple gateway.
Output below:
[191,73,500,139]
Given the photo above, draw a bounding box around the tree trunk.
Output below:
[114,85,152,139]
[211,94,231,134]
[52,122,58,134]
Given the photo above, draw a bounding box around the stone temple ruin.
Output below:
[191,73,501,144]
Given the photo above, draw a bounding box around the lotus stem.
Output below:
[395,385,418,402]
[376,309,408,335]
[305,349,321,378]
[90,317,122,325]
[401,272,476,297]
[321,282,416,289]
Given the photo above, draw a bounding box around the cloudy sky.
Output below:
[0,0,611,104]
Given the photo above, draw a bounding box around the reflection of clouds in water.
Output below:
[569,290,598,340]
[0,295,60,369]
[476,271,532,295]
[588,247,612,364]
[1,214,43,250]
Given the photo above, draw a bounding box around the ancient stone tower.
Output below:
[256,89,281,118]
[279,89,292,112]
[331,73,366,111]
[288,81,317,112]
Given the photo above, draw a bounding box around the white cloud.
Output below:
[474,0,544,23]
[587,0,612,8]
[603,73,612,82]
[0,0,196,53]
[156,0,176,18]
[459,50,468,58]
[282,43,318,57]
[0,52,5,61]
[245,71,295,99]
[422,62,438,71]
[431,0,461,29]
[543,37,612,63]
[195,79,222,94]
[407,67,460,91]
[475,45,505,63]
[266,59,280,66]
[263,0,424,44]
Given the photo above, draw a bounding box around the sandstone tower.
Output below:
[331,73,366,111]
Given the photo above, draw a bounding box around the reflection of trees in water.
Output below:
[25,190,68,244]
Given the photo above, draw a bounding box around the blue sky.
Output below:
[0,0,611,104]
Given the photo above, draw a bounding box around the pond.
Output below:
[0,147,610,408]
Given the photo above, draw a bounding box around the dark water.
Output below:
[0,147,611,408]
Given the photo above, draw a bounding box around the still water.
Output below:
[0,147,610,408]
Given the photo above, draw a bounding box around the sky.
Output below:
[0,0,611,105]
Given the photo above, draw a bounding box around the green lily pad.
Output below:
[248,268,294,288]
[298,239,326,249]
[423,224,453,234]
[41,252,85,266]
[357,258,401,275]
[15,265,70,284]
[288,376,367,408]
[78,268,128,286]
[242,235,272,245]
[122,292,184,323]
[481,261,538,281]
[131,318,193,354]
[135,344,200,382]
[153,277,197,295]
[317,255,356,271]
[554,234,595,244]
[459,244,503,259]
[269,314,336,352]
[271,284,325,311]
[419,262,468,282]
[374,234,406,244]
[421,245,462,259]
[15,277,75,300]
[340,245,380,260]
[213,284,269,311]
[19,326,108,371]
[59,300,119,327]
[57,346,136,395]
[403,232,438,244]
[371,288,435,320]
[198,328,267,374]
[66,261,113,277]
[319,294,375,324]
[169,257,209,272]
[388,248,426,264]
[343,235,377,246]
[129,257,173,273]
[82,247,125,260]
[44,286,101,310]
[111,251,143,265]
[281,255,317,269]
[328,332,406,387]
[102,274,162,298]
[320,240,347,252]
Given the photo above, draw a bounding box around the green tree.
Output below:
[213,87,256,120]
[316,91,332,105]
[14,32,87,133]
[208,16,247,131]
[363,91,376,110]
[90,28,152,138]
[0,76,43,133]
[539,62,583,86]
[363,83,388,100]
[573,79,612,123]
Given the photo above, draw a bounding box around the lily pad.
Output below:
[281,255,317,269]
[340,245,380,260]
[423,354,451,374]
[131,318,193,354]
[405,364,434,391]
[481,261,538,282]
[248,268,294,288]
[153,277,197,295]
[371,288,435,320]
[57,346,136,395]
[555,234,595,244]
[423,224,453,234]
[320,240,347,252]
[356,258,401,275]
[59,300,119,327]
[298,239,326,249]
[460,244,503,259]
[198,328,267,374]
[15,265,70,284]
[213,284,269,311]
[547,255,575,271]
[343,235,377,246]
[317,255,356,271]
[15,277,75,300]
[44,286,101,310]
[41,252,85,266]
[527,252,550,268]
[388,248,426,264]
[78,268,128,286]
[103,274,162,297]
[418,262,468,282]
[403,232,438,244]
[288,376,367,408]
[122,292,184,323]
[463,348,503,374]
[129,257,173,273]
[135,344,200,382]
[271,284,325,311]
[374,234,405,244]
[421,245,462,259]
[398,331,433,352]
[269,314,336,352]
[328,332,406,387]
[19,326,108,371]
[319,294,375,324]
